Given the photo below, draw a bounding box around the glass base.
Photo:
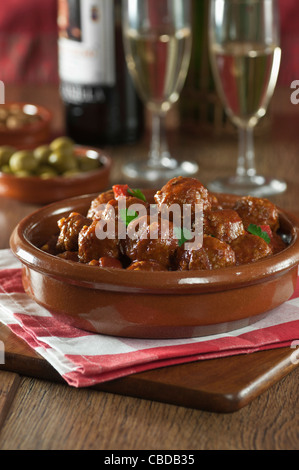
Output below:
[122,156,199,183]
[207,175,287,197]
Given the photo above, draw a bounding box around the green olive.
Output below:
[40,171,58,179]
[14,170,33,178]
[33,145,51,164]
[62,169,80,177]
[9,150,38,173]
[0,109,8,121]
[78,156,100,172]
[0,146,16,166]
[36,165,58,178]
[48,150,78,173]
[49,136,75,154]
[0,164,12,174]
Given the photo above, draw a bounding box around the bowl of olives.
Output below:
[0,136,112,204]
[0,102,51,149]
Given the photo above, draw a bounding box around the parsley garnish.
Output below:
[173,227,193,247]
[119,208,139,227]
[247,224,271,244]
[127,188,147,202]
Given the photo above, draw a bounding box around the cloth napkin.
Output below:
[0,249,298,388]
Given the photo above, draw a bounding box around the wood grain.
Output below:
[0,371,21,430]
[0,369,297,450]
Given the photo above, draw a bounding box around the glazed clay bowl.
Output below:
[10,191,299,339]
[0,102,51,149]
[0,146,112,205]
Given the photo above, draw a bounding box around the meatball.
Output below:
[89,257,123,269]
[233,196,279,232]
[78,219,120,263]
[83,196,149,263]
[204,209,245,244]
[51,178,284,272]
[177,235,236,271]
[154,177,212,222]
[56,212,92,252]
[270,232,287,254]
[230,233,272,265]
[41,235,59,255]
[208,193,222,210]
[100,196,149,239]
[127,260,167,271]
[57,251,79,262]
[87,189,115,219]
[123,215,179,269]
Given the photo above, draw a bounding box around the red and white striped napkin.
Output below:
[0,249,298,388]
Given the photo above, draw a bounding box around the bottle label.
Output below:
[58,0,115,103]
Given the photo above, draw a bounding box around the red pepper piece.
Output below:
[112,184,129,199]
[259,225,273,239]
[99,257,123,269]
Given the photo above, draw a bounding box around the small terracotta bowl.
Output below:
[0,146,112,205]
[10,192,299,339]
[0,102,51,149]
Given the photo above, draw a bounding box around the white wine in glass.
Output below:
[208,0,286,196]
[122,0,198,182]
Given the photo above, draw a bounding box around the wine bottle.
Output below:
[57,0,144,146]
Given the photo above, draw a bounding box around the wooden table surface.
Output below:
[0,85,298,450]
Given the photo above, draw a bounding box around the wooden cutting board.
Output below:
[0,323,297,413]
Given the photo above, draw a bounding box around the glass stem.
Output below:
[236,126,256,178]
[148,112,170,168]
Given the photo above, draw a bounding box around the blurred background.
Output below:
[0,0,297,86]
[0,3,297,82]
[0,0,298,131]
[0,0,58,85]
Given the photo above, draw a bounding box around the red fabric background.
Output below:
[0,0,297,86]
[278,0,299,86]
[0,0,58,84]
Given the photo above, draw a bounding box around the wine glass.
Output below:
[207,0,286,196]
[121,0,198,182]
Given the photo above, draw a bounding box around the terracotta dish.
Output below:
[0,146,112,205]
[0,102,51,149]
[10,190,299,339]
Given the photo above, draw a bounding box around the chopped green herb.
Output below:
[119,208,139,227]
[174,227,193,247]
[127,188,147,202]
[247,224,271,244]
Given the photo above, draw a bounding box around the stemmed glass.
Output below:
[208,0,286,196]
[121,0,198,182]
